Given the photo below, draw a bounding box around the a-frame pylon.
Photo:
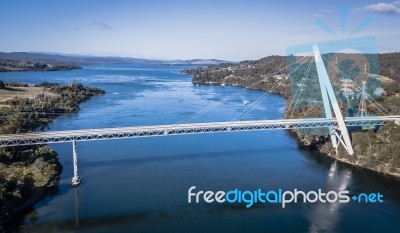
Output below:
[313,45,354,155]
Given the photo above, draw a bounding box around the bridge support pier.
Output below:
[71,140,81,186]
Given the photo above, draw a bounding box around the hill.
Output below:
[0,52,228,68]
[184,52,400,177]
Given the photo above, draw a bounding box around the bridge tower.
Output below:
[313,45,354,155]
[71,140,81,185]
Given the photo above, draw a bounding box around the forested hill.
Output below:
[183,52,400,96]
[378,52,400,81]
[0,52,228,69]
[183,52,400,177]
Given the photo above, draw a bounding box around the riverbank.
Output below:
[185,55,400,178]
[0,60,81,72]
[0,81,105,231]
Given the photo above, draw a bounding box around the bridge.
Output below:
[0,117,399,147]
[1,45,399,185]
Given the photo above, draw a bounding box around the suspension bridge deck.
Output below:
[1,116,399,147]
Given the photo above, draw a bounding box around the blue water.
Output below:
[1,64,399,233]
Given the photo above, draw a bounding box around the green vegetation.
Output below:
[0,60,81,72]
[186,53,400,177]
[0,146,61,229]
[344,123,400,172]
[0,81,105,230]
[0,82,104,133]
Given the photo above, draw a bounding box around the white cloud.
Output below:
[92,22,113,30]
[215,30,231,34]
[312,13,325,18]
[364,2,400,15]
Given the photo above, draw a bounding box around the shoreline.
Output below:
[320,147,400,179]
[0,60,82,72]
[4,166,62,230]
[0,81,105,231]
[192,80,400,179]
[287,128,400,179]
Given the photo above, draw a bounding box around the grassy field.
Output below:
[367,73,395,84]
[0,87,56,108]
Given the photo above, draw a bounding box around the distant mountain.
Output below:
[163,59,228,66]
[0,52,228,66]
[0,52,77,63]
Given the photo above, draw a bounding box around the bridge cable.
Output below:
[322,55,389,115]
[176,56,311,124]
[321,55,390,116]
[1,57,310,124]
[283,61,312,119]
[288,62,313,119]
[232,57,312,121]
[232,58,309,121]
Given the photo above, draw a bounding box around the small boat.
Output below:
[243,100,249,106]
[221,83,226,87]
[72,176,81,186]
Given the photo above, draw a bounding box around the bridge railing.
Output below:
[0,116,399,147]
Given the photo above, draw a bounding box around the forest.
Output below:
[0,81,104,230]
[184,52,400,176]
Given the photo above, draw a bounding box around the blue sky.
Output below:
[0,0,399,61]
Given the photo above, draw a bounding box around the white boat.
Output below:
[72,176,81,186]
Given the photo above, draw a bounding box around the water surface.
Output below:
[1,64,399,233]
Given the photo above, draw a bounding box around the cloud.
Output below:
[92,22,113,30]
[322,9,332,13]
[312,13,325,18]
[363,2,400,15]
[215,30,231,34]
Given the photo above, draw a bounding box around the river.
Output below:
[1,64,399,233]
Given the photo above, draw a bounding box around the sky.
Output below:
[0,0,400,61]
